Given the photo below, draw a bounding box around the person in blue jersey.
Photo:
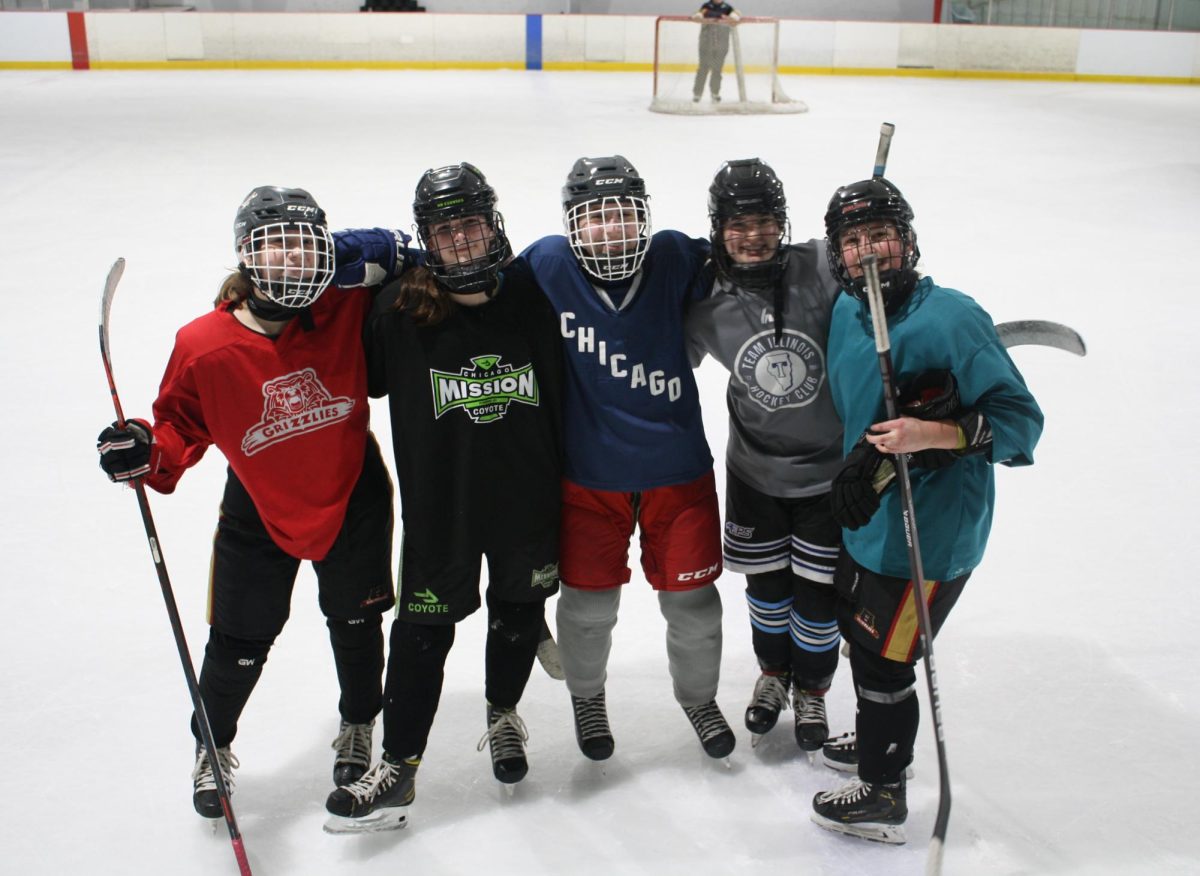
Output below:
[685,159,845,756]
[811,177,1043,844]
[323,164,564,834]
[521,155,734,762]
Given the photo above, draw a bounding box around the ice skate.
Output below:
[821,732,913,778]
[745,671,790,747]
[822,731,858,772]
[324,753,418,834]
[811,775,907,844]
[191,744,237,820]
[682,700,736,763]
[571,690,615,761]
[792,688,828,762]
[478,703,529,792]
[331,719,374,787]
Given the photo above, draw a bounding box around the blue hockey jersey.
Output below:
[522,231,714,491]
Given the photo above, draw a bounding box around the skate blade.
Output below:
[821,754,857,773]
[806,750,817,766]
[750,733,763,749]
[819,755,914,780]
[500,781,518,798]
[810,812,906,845]
[323,808,410,835]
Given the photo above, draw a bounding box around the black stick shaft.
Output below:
[99,260,252,876]
[862,254,950,876]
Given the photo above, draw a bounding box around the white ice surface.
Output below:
[1,68,1198,875]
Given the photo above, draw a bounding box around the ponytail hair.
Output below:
[394,265,454,326]
[215,270,254,308]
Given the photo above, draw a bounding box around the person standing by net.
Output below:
[692,1,741,103]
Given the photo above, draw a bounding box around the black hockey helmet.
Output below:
[561,155,651,282]
[561,155,648,207]
[233,186,335,312]
[824,177,920,310]
[413,163,512,294]
[707,158,790,291]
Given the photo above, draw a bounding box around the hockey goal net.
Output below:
[649,16,807,115]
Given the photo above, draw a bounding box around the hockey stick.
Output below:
[536,618,565,680]
[869,122,1085,362]
[994,320,1086,356]
[873,122,896,179]
[99,259,253,876]
[862,254,949,876]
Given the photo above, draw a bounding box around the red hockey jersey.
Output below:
[147,289,372,560]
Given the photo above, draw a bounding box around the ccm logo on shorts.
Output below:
[677,563,720,582]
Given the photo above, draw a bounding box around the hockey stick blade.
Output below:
[995,320,1087,356]
[99,258,128,423]
[873,122,895,179]
[99,258,126,354]
[536,619,565,681]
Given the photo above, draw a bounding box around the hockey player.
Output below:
[324,164,563,833]
[685,159,844,755]
[812,177,1043,843]
[521,155,733,763]
[691,1,741,103]
[95,187,408,820]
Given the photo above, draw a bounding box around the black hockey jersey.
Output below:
[366,257,564,558]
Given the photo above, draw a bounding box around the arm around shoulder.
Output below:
[333,228,417,288]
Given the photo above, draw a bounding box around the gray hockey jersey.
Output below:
[685,239,844,498]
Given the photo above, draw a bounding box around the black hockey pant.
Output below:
[191,617,384,749]
[381,593,546,759]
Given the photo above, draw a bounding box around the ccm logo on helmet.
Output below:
[677,563,720,582]
[286,204,320,215]
[594,177,625,186]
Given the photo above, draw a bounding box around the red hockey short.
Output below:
[559,470,722,592]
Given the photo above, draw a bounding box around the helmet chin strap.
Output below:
[239,266,308,323]
[245,294,307,323]
[860,268,918,315]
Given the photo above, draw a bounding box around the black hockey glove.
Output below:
[830,437,896,531]
[97,419,154,482]
[897,370,992,465]
[897,370,961,470]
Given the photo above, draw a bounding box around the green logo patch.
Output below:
[530,563,559,590]
[430,355,539,423]
[407,587,449,614]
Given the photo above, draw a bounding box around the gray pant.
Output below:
[556,583,723,707]
[693,24,732,98]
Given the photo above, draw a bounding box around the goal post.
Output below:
[650,16,807,116]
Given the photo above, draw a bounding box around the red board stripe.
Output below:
[67,12,89,71]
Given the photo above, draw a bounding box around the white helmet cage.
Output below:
[564,195,652,282]
[237,221,336,309]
